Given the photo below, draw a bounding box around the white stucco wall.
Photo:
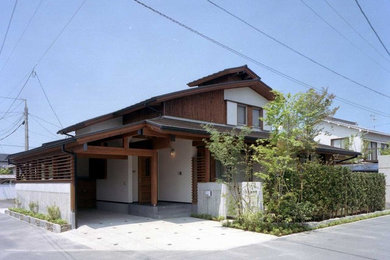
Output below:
[378,155,390,208]
[96,159,130,203]
[16,183,71,223]
[75,117,122,136]
[158,139,196,203]
[316,121,390,153]
[224,87,270,130]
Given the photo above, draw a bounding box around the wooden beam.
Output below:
[77,123,145,144]
[151,151,158,206]
[77,154,127,160]
[152,138,171,150]
[205,147,211,182]
[74,145,154,157]
[142,127,169,138]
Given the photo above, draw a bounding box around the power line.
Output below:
[29,113,60,128]
[33,70,63,128]
[207,0,390,100]
[0,0,44,76]
[132,0,390,118]
[0,0,86,122]
[354,0,390,57]
[30,116,58,138]
[0,119,23,142]
[299,0,390,75]
[34,0,87,66]
[0,0,18,58]
[0,69,33,120]
[323,0,390,64]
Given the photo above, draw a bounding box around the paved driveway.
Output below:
[1,200,390,259]
[62,210,276,251]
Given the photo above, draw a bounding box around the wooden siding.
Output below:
[164,90,226,124]
[15,152,73,182]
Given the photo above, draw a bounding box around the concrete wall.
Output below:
[16,183,71,222]
[197,182,263,217]
[158,139,196,203]
[224,87,270,130]
[378,155,390,208]
[75,117,122,136]
[0,184,15,200]
[96,159,130,203]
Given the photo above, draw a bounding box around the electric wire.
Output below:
[0,0,18,58]
[132,0,390,118]
[207,0,390,100]
[354,0,390,57]
[323,0,390,63]
[29,113,60,128]
[299,0,390,75]
[0,118,23,142]
[30,116,58,138]
[0,0,44,76]
[34,70,63,128]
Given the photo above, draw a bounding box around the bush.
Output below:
[47,205,61,220]
[297,164,386,220]
[28,201,39,214]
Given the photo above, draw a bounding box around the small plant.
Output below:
[47,205,61,220]
[0,168,12,175]
[14,199,21,208]
[191,213,225,221]
[28,201,39,214]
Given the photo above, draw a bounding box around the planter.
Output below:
[5,210,71,233]
[305,209,390,228]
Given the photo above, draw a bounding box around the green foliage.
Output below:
[28,201,39,214]
[190,213,225,221]
[47,205,61,220]
[9,207,68,225]
[0,168,11,175]
[253,88,338,223]
[381,143,390,155]
[203,125,254,217]
[296,163,385,220]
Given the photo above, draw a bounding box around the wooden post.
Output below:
[151,151,158,206]
[205,147,211,182]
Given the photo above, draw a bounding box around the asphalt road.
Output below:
[0,204,389,259]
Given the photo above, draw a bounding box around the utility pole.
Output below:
[23,99,29,151]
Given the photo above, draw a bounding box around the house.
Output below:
[0,154,16,200]
[316,117,390,169]
[8,65,359,228]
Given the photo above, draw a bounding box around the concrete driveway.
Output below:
[61,210,276,252]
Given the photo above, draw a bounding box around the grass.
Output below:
[190,213,225,221]
[9,208,68,225]
[210,210,390,237]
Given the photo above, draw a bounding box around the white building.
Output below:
[316,117,390,162]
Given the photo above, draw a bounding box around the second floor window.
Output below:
[237,104,247,125]
[331,138,348,149]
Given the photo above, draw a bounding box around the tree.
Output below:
[252,88,337,222]
[203,125,254,218]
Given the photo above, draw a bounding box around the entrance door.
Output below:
[138,157,151,204]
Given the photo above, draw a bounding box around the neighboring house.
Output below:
[316,117,390,165]
[8,65,358,227]
[0,154,16,200]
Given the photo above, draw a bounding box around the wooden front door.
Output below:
[138,157,151,204]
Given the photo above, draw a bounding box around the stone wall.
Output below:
[197,182,263,217]
[378,155,390,209]
[15,183,72,223]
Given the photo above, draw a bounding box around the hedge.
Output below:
[292,164,386,221]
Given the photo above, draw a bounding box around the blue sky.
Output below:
[0,0,389,154]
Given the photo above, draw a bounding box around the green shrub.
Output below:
[28,201,39,214]
[47,205,61,220]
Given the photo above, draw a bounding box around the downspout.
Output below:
[62,144,78,229]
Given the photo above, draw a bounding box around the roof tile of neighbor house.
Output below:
[0,153,9,163]
[324,117,390,137]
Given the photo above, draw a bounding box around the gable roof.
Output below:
[58,66,274,134]
[187,65,260,87]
